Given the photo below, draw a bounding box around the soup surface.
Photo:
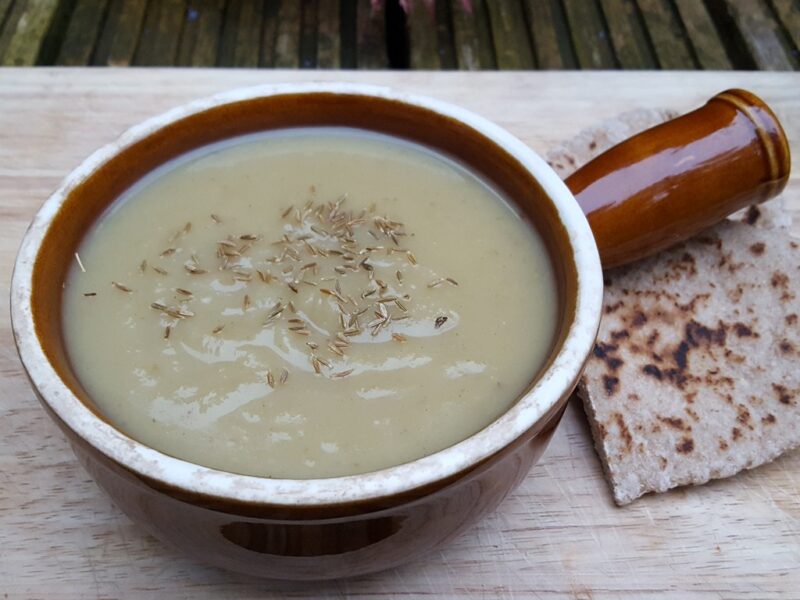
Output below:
[63,128,557,478]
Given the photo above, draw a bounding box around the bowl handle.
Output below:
[565,89,791,269]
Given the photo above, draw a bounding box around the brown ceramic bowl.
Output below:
[10,84,789,579]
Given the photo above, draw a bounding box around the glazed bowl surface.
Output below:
[11,83,603,578]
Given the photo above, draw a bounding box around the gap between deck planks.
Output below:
[0,0,798,70]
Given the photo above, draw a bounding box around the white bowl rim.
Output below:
[11,82,604,507]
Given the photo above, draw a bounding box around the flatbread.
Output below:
[549,109,800,505]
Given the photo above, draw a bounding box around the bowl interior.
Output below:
[12,85,603,511]
[32,90,579,426]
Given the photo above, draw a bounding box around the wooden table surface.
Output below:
[1,69,798,599]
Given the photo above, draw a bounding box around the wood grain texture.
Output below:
[672,0,732,70]
[636,0,696,69]
[133,0,187,66]
[433,0,456,70]
[218,0,265,67]
[176,0,225,67]
[56,0,109,66]
[92,0,147,66]
[722,0,798,70]
[0,0,60,66]
[274,0,302,68]
[299,0,318,68]
[0,0,13,31]
[599,0,657,69]
[355,0,387,68]
[407,0,439,69]
[406,0,457,70]
[770,0,800,54]
[316,0,340,68]
[562,0,617,69]
[0,69,798,599]
[234,0,265,68]
[451,0,495,70]
[523,0,577,69]
[259,0,280,67]
[486,0,535,70]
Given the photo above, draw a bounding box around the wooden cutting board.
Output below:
[0,69,797,599]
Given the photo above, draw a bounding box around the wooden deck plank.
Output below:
[134,0,186,65]
[219,0,265,67]
[274,0,301,68]
[340,0,356,67]
[0,0,11,62]
[561,0,616,69]
[0,0,12,31]
[176,0,224,67]
[56,0,109,66]
[486,0,535,69]
[434,0,456,69]
[407,0,439,69]
[0,0,60,66]
[92,0,148,66]
[316,0,340,68]
[451,0,495,70]
[259,0,280,66]
[299,0,318,68]
[636,0,696,69]
[599,0,657,68]
[355,0,387,68]
[770,0,800,55]
[217,0,240,66]
[721,0,797,70]
[233,0,264,67]
[523,0,577,69]
[672,0,732,70]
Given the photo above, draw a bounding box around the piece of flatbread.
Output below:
[580,223,799,505]
[550,109,800,505]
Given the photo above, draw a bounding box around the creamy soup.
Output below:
[62,128,557,478]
